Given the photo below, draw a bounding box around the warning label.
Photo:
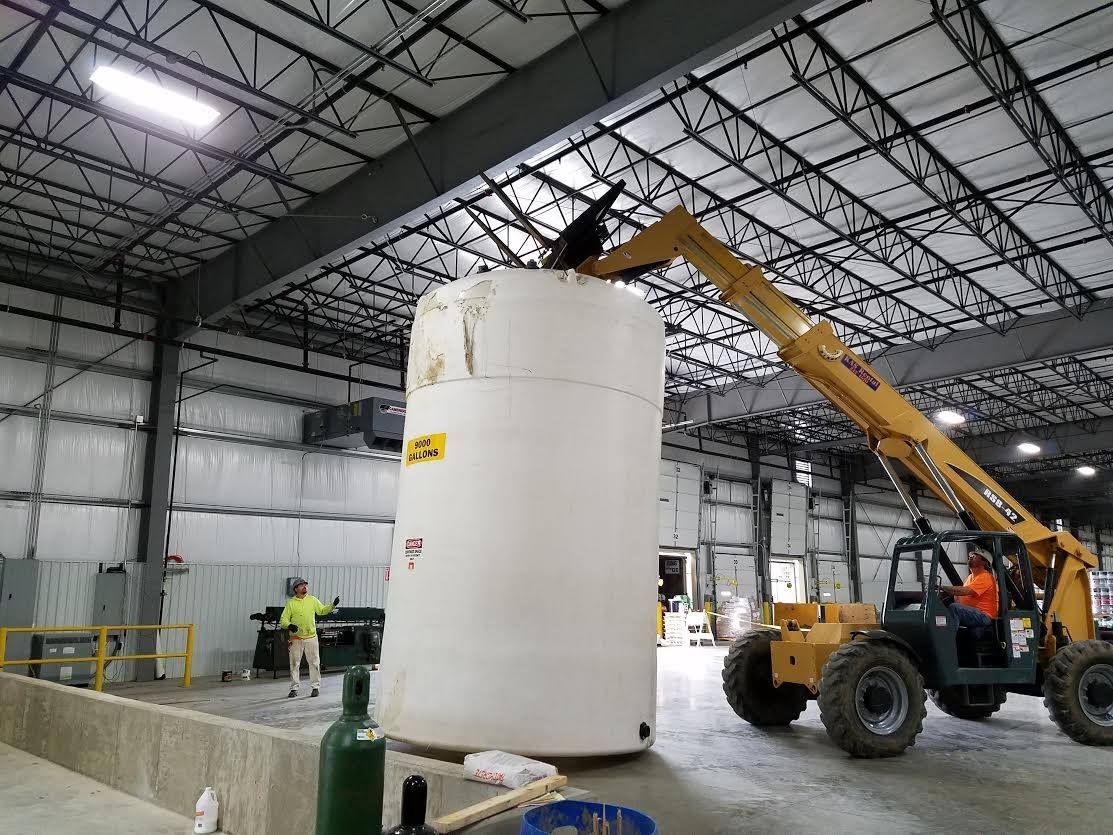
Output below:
[405,433,446,466]
[405,537,423,571]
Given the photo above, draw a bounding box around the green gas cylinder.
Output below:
[316,665,386,835]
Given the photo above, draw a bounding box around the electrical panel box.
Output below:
[92,570,127,627]
[30,634,95,686]
[302,397,406,451]
[0,558,39,666]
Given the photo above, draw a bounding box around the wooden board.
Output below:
[431,775,568,833]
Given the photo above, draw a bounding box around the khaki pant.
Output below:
[288,635,321,690]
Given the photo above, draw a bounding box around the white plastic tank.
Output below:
[377,268,665,756]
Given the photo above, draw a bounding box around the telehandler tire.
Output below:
[818,639,925,758]
[928,686,1005,720]
[1045,639,1113,745]
[722,631,808,726]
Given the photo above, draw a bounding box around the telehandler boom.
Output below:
[576,203,1110,757]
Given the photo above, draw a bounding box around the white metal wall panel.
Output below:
[43,422,145,500]
[0,415,37,491]
[179,388,306,442]
[167,511,394,565]
[50,371,149,420]
[33,559,101,626]
[158,562,389,677]
[35,505,142,561]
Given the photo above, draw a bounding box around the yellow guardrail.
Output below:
[0,623,194,691]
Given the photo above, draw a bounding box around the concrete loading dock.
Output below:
[12,649,1108,834]
[1,0,1113,831]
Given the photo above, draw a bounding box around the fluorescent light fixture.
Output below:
[1017,442,1041,455]
[935,409,965,425]
[1077,465,1097,477]
[662,419,693,430]
[90,65,219,127]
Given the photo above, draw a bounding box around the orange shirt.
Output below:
[964,571,999,618]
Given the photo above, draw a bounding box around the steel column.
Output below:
[134,340,179,680]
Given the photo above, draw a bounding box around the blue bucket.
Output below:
[521,800,658,835]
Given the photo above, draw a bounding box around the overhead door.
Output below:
[659,460,700,548]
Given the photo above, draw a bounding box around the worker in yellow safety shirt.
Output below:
[278,578,339,698]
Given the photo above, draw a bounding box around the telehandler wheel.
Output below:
[818,640,926,758]
[927,687,1006,720]
[722,631,808,726]
[1045,639,1113,745]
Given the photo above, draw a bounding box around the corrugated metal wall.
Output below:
[159,562,389,677]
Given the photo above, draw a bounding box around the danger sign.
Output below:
[405,433,446,466]
[404,536,423,570]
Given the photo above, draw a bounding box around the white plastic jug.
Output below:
[194,786,219,834]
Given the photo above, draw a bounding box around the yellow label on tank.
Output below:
[405,433,446,466]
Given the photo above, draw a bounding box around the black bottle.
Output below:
[383,774,436,834]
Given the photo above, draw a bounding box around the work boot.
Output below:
[311,688,320,697]
[287,689,297,699]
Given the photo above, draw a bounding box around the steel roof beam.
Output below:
[683,299,1113,427]
[780,16,1095,317]
[957,417,1113,467]
[20,0,359,140]
[932,0,1113,249]
[674,80,1013,337]
[260,0,433,87]
[187,0,439,125]
[170,0,824,329]
[0,66,298,188]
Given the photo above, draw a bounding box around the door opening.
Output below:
[770,558,806,604]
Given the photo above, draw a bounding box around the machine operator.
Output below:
[938,549,999,628]
[279,577,340,698]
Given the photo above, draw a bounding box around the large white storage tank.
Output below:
[377,268,665,756]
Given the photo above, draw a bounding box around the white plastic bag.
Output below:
[463,750,557,789]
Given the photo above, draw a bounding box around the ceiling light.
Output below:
[1017,442,1041,455]
[1077,465,1096,477]
[90,65,219,127]
[614,279,626,288]
[935,409,965,425]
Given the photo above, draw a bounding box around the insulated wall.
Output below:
[163,334,402,676]
[0,285,151,567]
[0,286,152,676]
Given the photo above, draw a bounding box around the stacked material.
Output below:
[715,597,757,641]
[663,612,689,646]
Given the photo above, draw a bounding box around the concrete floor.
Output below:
[0,742,192,834]
[113,648,1113,834]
